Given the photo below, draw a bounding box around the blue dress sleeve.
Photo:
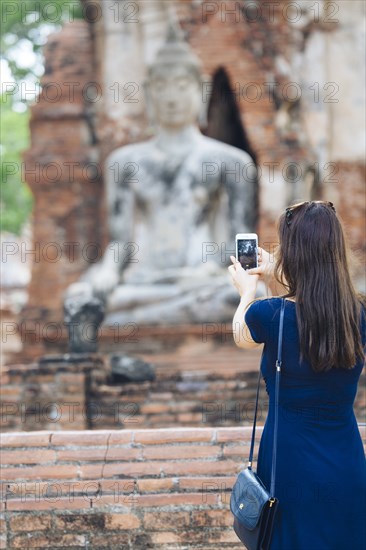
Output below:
[245,299,268,344]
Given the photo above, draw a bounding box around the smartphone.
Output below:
[235,233,258,270]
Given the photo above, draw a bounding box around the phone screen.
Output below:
[237,239,257,270]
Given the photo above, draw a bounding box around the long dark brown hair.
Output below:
[274,200,365,372]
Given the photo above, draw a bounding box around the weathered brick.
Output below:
[0,517,5,532]
[10,533,86,548]
[3,480,105,501]
[133,428,214,445]
[0,387,22,397]
[89,532,129,546]
[142,444,221,460]
[134,492,218,507]
[207,529,241,543]
[143,511,190,530]
[56,448,108,462]
[179,476,236,492]
[139,403,171,414]
[223,443,249,458]
[57,373,85,386]
[105,446,142,461]
[96,461,163,480]
[146,414,175,426]
[101,458,241,479]
[0,432,51,448]
[177,412,203,423]
[50,431,115,447]
[216,427,258,442]
[136,478,175,494]
[96,479,135,497]
[162,459,241,477]
[4,495,119,512]
[1,449,56,465]
[150,531,180,544]
[53,513,105,531]
[0,373,10,384]
[9,514,51,532]
[191,509,233,527]
[105,512,140,530]
[0,464,78,481]
[173,528,223,545]
[148,392,173,401]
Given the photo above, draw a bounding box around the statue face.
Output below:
[148,65,201,130]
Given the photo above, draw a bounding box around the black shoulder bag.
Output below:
[230,298,285,549]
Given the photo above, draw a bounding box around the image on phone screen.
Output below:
[237,239,257,270]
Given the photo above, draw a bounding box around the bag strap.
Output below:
[270,298,285,496]
[247,298,286,499]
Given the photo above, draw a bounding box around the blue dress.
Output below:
[245,297,366,550]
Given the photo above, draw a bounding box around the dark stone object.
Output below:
[110,355,156,383]
[64,293,105,353]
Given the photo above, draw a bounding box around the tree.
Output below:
[0,93,32,234]
[0,1,83,234]
[1,0,83,83]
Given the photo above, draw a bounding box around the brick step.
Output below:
[1,427,365,549]
[0,427,255,548]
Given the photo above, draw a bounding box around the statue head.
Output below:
[146,21,203,130]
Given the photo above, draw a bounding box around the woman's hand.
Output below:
[229,255,261,349]
[228,255,259,297]
[247,246,275,283]
[250,246,289,296]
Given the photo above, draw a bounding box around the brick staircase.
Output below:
[1,425,366,549]
[0,427,259,549]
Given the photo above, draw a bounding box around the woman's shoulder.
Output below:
[246,297,288,318]
[246,297,273,311]
[248,296,293,309]
[246,297,296,322]
[245,297,293,344]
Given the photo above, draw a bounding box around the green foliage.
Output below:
[0,93,33,234]
[1,0,83,81]
[0,1,83,233]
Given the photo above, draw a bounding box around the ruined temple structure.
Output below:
[13,0,365,361]
[1,5,365,546]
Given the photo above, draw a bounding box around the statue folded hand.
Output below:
[81,264,120,298]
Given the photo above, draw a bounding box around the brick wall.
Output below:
[0,427,260,549]
[1,426,365,549]
[0,356,103,432]
[2,349,365,433]
[0,348,267,432]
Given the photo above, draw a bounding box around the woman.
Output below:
[228,201,366,550]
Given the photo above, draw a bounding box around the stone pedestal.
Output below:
[0,354,105,432]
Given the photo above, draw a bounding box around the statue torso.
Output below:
[108,131,254,282]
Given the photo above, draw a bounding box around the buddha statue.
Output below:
[64,22,258,336]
